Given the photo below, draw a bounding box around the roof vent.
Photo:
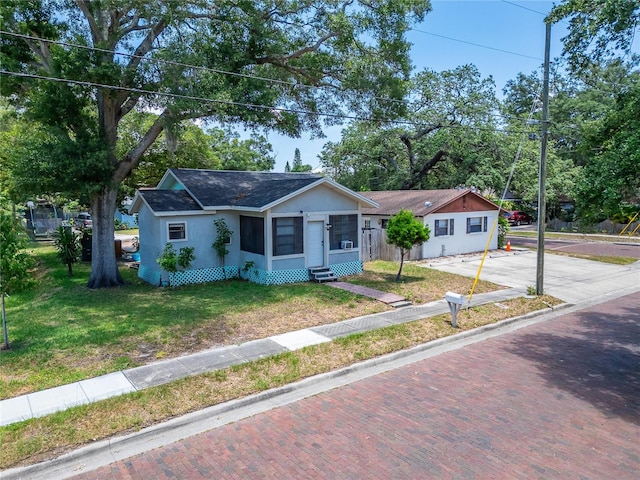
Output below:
[424,201,432,207]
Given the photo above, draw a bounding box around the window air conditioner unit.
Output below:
[340,240,353,249]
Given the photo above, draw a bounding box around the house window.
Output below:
[467,217,482,233]
[240,215,264,255]
[381,219,388,229]
[329,214,359,250]
[272,217,303,256]
[363,218,371,230]
[467,216,488,233]
[167,222,186,241]
[434,219,454,237]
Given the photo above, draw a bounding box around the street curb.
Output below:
[3,301,574,480]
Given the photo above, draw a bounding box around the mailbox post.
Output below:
[445,291,467,328]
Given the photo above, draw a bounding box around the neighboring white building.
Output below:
[361,189,501,260]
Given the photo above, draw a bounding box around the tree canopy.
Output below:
[1,0,430,287]
[320,65,502,191]
[548,0,640,74]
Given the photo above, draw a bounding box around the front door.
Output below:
[307,221,325,267]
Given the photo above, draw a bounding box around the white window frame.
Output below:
[466,216,488,234]
[434,218,454,237]
[467,217,483,234]
[167,221,187,241]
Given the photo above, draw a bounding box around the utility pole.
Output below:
[537,22,551,295]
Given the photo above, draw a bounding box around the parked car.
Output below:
[507,211,533,226]
[74,212,92,229]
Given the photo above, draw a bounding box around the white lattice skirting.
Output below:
[169,266,240,287]
[162,261,364,287]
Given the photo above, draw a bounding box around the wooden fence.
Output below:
[361,229,423,262]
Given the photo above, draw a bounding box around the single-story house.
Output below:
[361,189,501,259]
[129,168,378,286]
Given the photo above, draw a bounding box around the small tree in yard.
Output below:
[54,226,81,276]
[0,214,36,350]
[212,219,233,279]
[386,209,430,282]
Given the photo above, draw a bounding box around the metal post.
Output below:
[537,22,551,296]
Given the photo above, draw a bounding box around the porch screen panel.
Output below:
[329,214,358,249]
[240,215,265,255]
[272,217,303,256]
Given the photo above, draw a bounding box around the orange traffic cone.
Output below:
[506,240,511,252]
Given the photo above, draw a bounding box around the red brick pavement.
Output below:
[71,294,640,479]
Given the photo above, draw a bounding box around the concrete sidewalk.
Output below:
[0,287,527,427]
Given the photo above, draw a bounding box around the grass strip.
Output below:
[0,295,560,469]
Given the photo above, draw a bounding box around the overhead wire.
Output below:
[0,29,554,124]
[410,28,542,61]
[0,11,604,140]
[1,68,549,138]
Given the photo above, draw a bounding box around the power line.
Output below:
[410,28,543,61]
[1,28,550,108]
[0,69,363,121]
[0,29,530,124]
[1,68,545,137]
[0,30,407,108]
[501,0,547,17]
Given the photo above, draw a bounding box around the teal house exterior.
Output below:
[129,169,378,287]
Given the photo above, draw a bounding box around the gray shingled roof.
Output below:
[361,189,471,216]
[137,189,202,212]
[169,169,323,208]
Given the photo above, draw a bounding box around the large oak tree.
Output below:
[319,65,503,191]
[1,0,429,287]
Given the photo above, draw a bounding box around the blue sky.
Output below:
[268,0,567,172]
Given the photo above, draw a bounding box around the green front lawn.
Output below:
[1,245,498,399]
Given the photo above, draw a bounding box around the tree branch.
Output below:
[256,31,338,65]
[116,18,168,109]
[23,37,53,72]
[401,149,449,190]
[74,0,101,44]
[114,112,167,183]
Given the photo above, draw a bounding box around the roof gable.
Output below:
[361,189,499,216]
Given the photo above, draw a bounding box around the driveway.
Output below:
[425,251,640,304]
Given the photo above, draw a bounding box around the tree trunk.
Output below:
[395,250,406,282]
[87,185,124,288]
[67,262,73,277]
[2,293,9,350]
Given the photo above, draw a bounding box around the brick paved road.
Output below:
[71,294,640,479]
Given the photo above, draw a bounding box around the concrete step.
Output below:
[309,267,338,283]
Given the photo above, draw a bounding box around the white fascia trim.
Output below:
[259,177,379,212]
[153,210,211,217]
[156,169,181,189]
[128,191,146,214]
[322,178,380,208]
[201,206,262,213]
